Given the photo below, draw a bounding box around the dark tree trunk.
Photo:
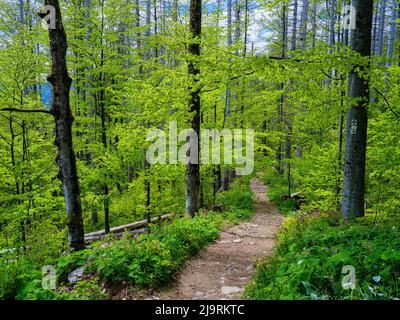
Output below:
[41,0,85,250]
[276,3,288,175]
[144,158,151,222]
[186,0,201,218]
[341,0,373,220]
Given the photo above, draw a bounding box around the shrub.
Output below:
[217,179,254,213]
[262,169,299,215]
[0,177,255,299]
[91,238,135,283]
[244,214,400,300]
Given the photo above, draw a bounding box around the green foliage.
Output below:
[262,169,299,215]
[66,278,109,300]
[73,181,253,288]
[244,214,400,300]
[25,221,66,266]
[1,0,399,302]
[217,178,254,213]
[0,177,254,299]
[0,258,35,300]
[57,250,93,285]
[0,257,59,300]
[91,216,220,287]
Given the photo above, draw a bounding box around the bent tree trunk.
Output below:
[43,0,85,250]
[186,0,201,217]
[341,0,373,220]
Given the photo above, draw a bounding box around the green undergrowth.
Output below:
[0,178,254,300]
[246,168,400,300]
[262,169,299,215]
[244,213,400,300]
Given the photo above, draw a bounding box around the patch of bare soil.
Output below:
[114,178,284,300]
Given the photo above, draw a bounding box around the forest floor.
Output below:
[114,177,284,300]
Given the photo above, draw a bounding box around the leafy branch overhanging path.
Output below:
[117,177,284,300]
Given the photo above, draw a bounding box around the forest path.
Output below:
[122,177,284,300]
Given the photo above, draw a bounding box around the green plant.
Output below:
[68,278,108,300]
[244,214,400,300]
[57,249,92,285]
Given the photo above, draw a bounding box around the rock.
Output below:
[290,192,302,199]
[233,239,242,243]
[221,286,243,295]
[68,266,85,283]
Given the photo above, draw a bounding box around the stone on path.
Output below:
[221,286,243,295]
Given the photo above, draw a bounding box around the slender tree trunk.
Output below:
[291,0,298,51]
[311,1,317,48]
[341,0,373,220]
[386,0,398,67]
[222,0,233,190]
[244,0,249,55]
[329,0,336,47]
[376,0,387,57]
[98,6,110,234]
[276,3,287,175]
[186,0,201,217]
[300,0,309,50]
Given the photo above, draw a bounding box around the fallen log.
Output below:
[84,228,149,242]
[84,213,175,238]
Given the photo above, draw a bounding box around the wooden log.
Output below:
[84,228,148,242]
[84,213,175,238]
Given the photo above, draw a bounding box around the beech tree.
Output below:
[185,0,201,217]
[1,0,85,251]
[341,0,374,220]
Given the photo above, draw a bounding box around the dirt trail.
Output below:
[122,178,283,300]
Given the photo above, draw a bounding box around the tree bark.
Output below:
[299,0,309,51]
[386,0,398,67]
[41,0,85,250]
[341,0,373,220]
[375,0,387,57]
[185,0,201,217]
[276,3,287,175]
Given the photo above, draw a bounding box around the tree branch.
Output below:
[373,87,400,119]
[0,108,52,115]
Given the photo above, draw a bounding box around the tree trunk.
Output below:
[290,0,298,51]
[41,0,85,250]
[376,0,387,57]
[276,3,287,175]
[386,0,398,67]
[311,1,317,48]
[328,0,336,47]
[299,0,309,50]
[341,0,373,220]
[186,0,201,218]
